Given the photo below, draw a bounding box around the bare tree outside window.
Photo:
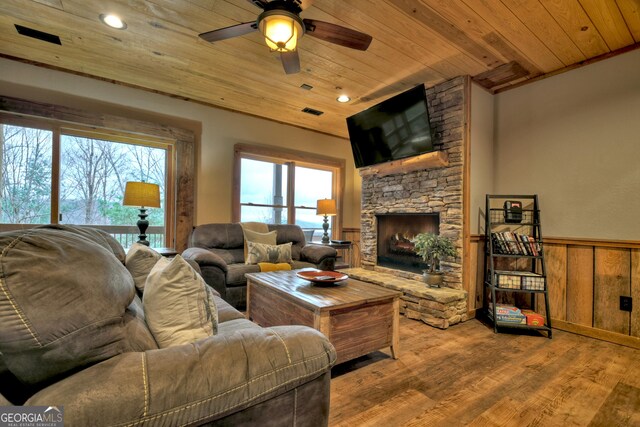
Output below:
[60,135,166,231]
[0,123,168,247]
[0,124,52,224]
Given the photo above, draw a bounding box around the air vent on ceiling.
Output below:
[300,83,313,90]
[301,107,324,116]
[15,24,61,45]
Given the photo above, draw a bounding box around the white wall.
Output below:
[493,49,640,240]
[0,58,361,228]
[469,82,495,234]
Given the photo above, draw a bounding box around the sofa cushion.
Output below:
[26,325,336,426]
[226,263,260,287]
[0,228,155,385]
[143,255,218,348]
[190,223,244,250]
[290,260,318,270]
[269,224,306,260]
[36,224,126,264]
[125,243,162,292]
[217,318,261,335]
[246,241,293,264]
[214,296,246,323]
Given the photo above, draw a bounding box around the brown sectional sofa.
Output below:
[0,225,336,426]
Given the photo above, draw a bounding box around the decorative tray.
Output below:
[296,270,349,284]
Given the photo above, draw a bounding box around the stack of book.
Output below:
[491,232,541,256]
[521,309,545,326]
[488,304,526,324]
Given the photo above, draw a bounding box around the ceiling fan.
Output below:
[199,0,373,74]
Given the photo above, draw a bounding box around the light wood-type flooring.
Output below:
[329,318,640,426]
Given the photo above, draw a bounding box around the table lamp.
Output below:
[316,199,337,244]
[123,181,161,246]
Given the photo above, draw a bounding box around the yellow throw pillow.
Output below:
[143,255,218,348]
[258,262,292,272]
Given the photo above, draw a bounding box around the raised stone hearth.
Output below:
[343,268,467,329]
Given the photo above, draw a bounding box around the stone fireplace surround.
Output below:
[353,76,468,329]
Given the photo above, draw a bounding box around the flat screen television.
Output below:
[346,84,436,168]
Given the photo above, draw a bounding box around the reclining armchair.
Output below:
[183,223,337,309]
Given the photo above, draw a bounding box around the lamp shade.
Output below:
[123,182,161,208]
[316,199,337,216]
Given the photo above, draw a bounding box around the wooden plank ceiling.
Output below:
[0,0,638,138]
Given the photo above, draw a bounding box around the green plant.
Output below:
[411,232,457,274]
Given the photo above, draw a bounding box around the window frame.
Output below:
[233,143,345,239]
[0,101,194,249]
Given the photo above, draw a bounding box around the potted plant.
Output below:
[411,232,457,287]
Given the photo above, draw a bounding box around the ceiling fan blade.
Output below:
[303,19,372,51]
[199,22,257,43]
[281,51,301,74]
[246,0,268,9]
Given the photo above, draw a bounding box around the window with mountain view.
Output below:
[236,149,340,243]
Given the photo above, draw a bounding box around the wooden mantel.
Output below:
[358,151,449,177]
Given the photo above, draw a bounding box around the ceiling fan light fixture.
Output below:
[258,10,303,52]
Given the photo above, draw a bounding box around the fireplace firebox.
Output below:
[376,213,440,273]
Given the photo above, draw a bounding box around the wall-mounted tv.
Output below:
[346,84,436,169]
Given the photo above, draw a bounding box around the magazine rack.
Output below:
[483,194,552,338]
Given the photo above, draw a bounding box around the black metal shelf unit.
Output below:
[483,194,552,338]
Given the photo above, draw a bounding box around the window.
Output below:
[0,124,53,224]
[234,144,344,242]
[0,120,174,247]
[239,158,288,224]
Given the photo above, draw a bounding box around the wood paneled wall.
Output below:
[342,228,361,268]
[469,235,640,349]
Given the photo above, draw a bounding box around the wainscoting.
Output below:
[342,228,361,268]
[470,235,640,348]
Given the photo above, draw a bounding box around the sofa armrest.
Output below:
[183,247,228,273]
[300,244,337,265]
[27,326,336,426]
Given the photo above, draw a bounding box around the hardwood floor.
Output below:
[329,318,640,426]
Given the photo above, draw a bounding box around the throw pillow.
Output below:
[242,228,277,263]
[143,255,218,348]
[125,243,162,293]
[258,262,293,272]
[246,241,293,264]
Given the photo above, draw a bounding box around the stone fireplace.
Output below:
[376,213,439,273]
[359,76,466,291]
[350,76,468,328]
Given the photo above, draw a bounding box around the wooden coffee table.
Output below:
[246,269,401,364]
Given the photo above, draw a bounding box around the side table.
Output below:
[310,241,353,269]
[153,247,178,257]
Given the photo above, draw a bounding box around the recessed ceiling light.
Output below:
[336,95,351,103]
[99,14,127,30]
